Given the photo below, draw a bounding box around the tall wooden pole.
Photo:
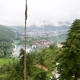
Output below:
[24,0,27,80]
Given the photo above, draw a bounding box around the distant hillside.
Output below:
[27,25,70,31]
[8,25,70,33]
[0,25,15,41]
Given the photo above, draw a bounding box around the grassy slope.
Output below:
[0,58,13,65]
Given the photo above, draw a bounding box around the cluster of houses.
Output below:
[32,40,53,48]
[32,40,63,49]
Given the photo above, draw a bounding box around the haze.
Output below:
[0,0,80,27]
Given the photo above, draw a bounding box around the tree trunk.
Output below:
[74,73,77,80]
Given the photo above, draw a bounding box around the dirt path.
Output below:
[36,64,48,71]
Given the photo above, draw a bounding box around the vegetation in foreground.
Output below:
[0,19,80,80]
[58,19,80,80]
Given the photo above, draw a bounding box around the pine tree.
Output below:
[58,19,80,80]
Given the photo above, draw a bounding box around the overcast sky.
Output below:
[0,0,80,27]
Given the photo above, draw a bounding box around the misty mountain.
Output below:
[28,24,70,31]
[7,24,70,34]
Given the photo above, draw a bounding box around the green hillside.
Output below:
[0,25,15,57]
[0,25,15,41]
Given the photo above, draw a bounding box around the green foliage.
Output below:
[33,71,47,80]
[2,48,54,80]
[0,43,62,80]
[31,47,62,71]
[49,44,54,49]
[58,19,80,80]
[0,25,15,57]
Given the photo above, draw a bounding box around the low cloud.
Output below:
[0,0,80,27]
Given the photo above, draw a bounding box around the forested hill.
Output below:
[0,25,15,57]
[0,25,15,41]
